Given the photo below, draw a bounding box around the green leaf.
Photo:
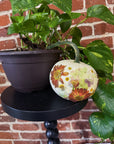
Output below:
[87,5,114,25]
[11,16,24,23]
[8,23,21,34]
[60,13,72,33]
[83,40,113,79]
[70,27,82,45]
[10,0,43,15]
[45,0,72,13]
[22,19,36,33]
[89,112,114,139]
[92,81,114,117]
[70,12,82,19]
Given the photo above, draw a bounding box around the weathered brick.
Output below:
[72,121,90,130]
[0,28,8,37]
[13,124,39,131]
[14,141,40,144]
[0,40,16,50]
[0,116,16,122]
[94,23,114,35]
[21,132,46,139]
[83,130,99,138]
[79,26,92,37]
[107,0,114,4]
[80,36,113,48]
[57,122,71,131]
[0,75,6,84]
[72,0,83,11]
[0,141,12,144]
[0,15,10,26]
[85,0,106,8]
[0,124,10,131]
[80,111,93,119]
[0,132,19,139]
[59,132,82,139]
[0,0,11,11]
[84,100,98,109]
[72,139,101,144]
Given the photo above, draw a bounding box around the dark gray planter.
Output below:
[0,49,61,93]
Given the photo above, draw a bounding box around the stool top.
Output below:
[1,86,88,121]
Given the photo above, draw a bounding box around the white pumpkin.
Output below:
[49,60,98,102]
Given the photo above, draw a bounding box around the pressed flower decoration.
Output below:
[49,42,98,102]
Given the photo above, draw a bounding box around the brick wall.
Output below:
[0,0,114,144]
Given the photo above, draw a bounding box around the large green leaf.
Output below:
[45,0,72,13]
[10,0,43,15]
[87,5,114,25]
[10,0,72,15]
[11,16,24,23]
[70,12,82,19]
[89,112,114,139]
[83,40,113,79]
[70,27,82,46]
[92,81,114,117]
[8,23,21,34]
[60,13,72,33]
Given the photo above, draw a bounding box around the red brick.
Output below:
[72,0,83,11]
[83,130,99,138]
[0,15,10,26]
[0,86,8,94]
[57,122,71,131]
[0,0,11,11]
[0,28,8,37]
[85,0,106,8]
[0,75,6,84]
[0,39,16,50]
[83,100,98,109]
[107,0,114,4]
[0,64,5,73]
[59,132,82,139]
[13,124,39,131]
[0,132,19,139]
[72,139,101,144]
[0,124,10,131]
[14,141,40,144]
[0,116,16,122]
[94,23,114,35]
[21,132,46,139]
[72,121,90,130]
[49,4,63,14]
[60,112,80,120]
[0,141,12,144]
[80,111,93,119]
[80,36,113,48]
[0,106,4,114]
[79,26,92,37]
[61,141,71,144]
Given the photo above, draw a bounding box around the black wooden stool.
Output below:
[1,86,88,144]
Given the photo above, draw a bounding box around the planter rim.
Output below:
[0,49,62,56]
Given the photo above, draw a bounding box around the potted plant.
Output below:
[0,0,114,142]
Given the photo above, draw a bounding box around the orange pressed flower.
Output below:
[51,65,69,87]
[69,88,91,102]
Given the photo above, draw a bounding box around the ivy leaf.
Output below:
[21,19,36,33]
[89,112,114,139]
[45,0,72,13]
[87,5,114,25]
[11,16,24,23]
[60,13,72,33]
[10,0,43,15]
[70,12,82,19]
[70,27,82,46]
[8,23,21,34]
[83,40,113,80]
[92,81,114,118]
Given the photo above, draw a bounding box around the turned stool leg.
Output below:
[44,120,60,144]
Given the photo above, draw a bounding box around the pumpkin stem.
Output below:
[47,41,80,63]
